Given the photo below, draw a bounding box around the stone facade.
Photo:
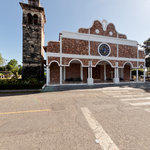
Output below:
[20,0,46,80]
[45,19,145,85]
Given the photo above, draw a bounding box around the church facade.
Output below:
[20,0,145,86]
[44,20,145,85]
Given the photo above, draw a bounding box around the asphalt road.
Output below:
[0,86,150,150]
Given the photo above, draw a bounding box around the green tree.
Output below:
[144,38,150,55]
[0,53,4,66]
[144,38,150,77]
[6,59,18,70]
[6,59,19,79]
[18,65,23,75]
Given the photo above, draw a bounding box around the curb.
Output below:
[0,89,41,93]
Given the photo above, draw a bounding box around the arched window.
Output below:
[33,14,38,25]
[27,13,33,24]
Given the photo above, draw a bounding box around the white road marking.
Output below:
[114,95,134,98]
[144,109,150,113]
[121,97,150,101]
[113,94,143,98]
[129,102,150,106]
[114,94,150,98]
[81,107,119,150]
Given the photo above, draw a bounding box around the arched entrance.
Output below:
[65,60,83,83]
[123,62,133,82]
[93,61,114,83]
[49,62,60,84]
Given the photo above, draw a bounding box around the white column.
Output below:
[46,65,50,86]
[117,67,119,79]
[130,70,132,80]
[136,69,139,82]
[90,65,93,78]
[60,66,62,85]
[104,63,106,81]
[60,35,62,85]
[81,65,83,81]
[87,61,93,85]
[113,62,120,84]
[63,66,66,81]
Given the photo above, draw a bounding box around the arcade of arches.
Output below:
[47,60,144,85]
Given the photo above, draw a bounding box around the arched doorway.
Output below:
[49,62,60,84]
[65,60,83,83]
[123,62,133,82]
[93,61,114,83]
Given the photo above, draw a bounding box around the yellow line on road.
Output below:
[0,109,51,115]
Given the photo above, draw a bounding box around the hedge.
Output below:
[131,69,144,76]
[0,78,45,90]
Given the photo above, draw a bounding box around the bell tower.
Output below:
[20,0,46,80]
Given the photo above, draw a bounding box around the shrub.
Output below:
[132,69,144,76]
[0,78,45,90]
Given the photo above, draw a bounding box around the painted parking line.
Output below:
[129,102,150,106]
[121,97,150,101]
[144,109,150,113]
[81,107,119,150]
[0,109,51,115]
[114,95,139,98]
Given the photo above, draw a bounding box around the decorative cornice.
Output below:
[61,31,138,47]
[47,52,145,62]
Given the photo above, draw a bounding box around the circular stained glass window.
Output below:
[98,44,110,56]
[95,29,100,34]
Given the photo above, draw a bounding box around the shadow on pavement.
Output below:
[42,82,150,93]
[0,90,41,97]
[0,82,150,97]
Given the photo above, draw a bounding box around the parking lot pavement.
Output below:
[0,87,150,149]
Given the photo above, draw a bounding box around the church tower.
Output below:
[20,0,46,80]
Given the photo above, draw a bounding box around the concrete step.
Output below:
[41,82,150,92]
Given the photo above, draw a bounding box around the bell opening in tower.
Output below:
[28,0,40,7]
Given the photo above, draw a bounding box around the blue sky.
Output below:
[0,0,150,64]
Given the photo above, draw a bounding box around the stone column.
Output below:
[113,62,120,84]
[130,70,132,80]
[60,66,62,85]
[46,65,50,86]
[87,61,93,85]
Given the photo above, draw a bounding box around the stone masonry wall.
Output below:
[124,65,130,81]
[139,51,145,59]
[50,62,60,84]
[62,38,89,55]
[21,2,45,80]
[90,42,117,57]
[45,42,60,53]
[78,20,127,39]
[66,64,81,80]
[119,45,137,58]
